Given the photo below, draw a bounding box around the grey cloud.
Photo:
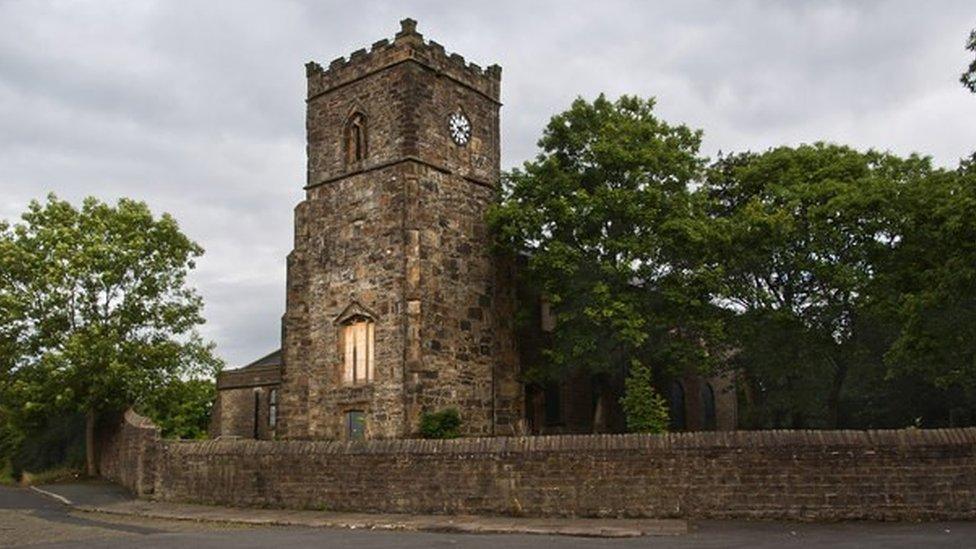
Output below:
[2,0,974,365]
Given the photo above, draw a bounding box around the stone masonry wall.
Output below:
[97,409,160,497]
[211,386,275,440]
[102,414,976,520]
[286,167,410,440]
[401,162,521,436]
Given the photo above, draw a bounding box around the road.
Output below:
[1,484,972,548]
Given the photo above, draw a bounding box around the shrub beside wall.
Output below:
[419,408,462,439]
[99,411,976,520]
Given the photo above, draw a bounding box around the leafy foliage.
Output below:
[0,194,221,473]
[619,362,670,433]
[8,413,86,479]
[699,143,976,428]
[419,408,462,439]
[962,29,976,94]
[698,144,932,427]
[500,92,976,431]
[876,159,976,398]
[0,460,14,486]
[490,95,723,392]
[138,378,216,439]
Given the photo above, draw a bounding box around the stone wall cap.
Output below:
[165,427,976,457]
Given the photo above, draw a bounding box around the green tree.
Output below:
[0,195,220,475]
[700,144,931,428]
[962,29,976,93]
[490,95,721,427]
[138,378,216,439]
[874,158,976,415]
[619,361,670,433]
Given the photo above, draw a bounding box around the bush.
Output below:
[620,361,670,433]
[0,460,14,486]
[10,412,86,479]
[419,408,462,439]
[0,423,21,482]
[138,378,216,439]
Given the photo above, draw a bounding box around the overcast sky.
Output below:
[2,0,975,367]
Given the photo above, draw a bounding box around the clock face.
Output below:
[448,112,471,146]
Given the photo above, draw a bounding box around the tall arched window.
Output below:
[345,112,368,164]
[268,389,278,429]
[669,381,686,431]
[252,390,261,439]
[341,316,374,385]
[702,383,717,431]
[544,382,562,426]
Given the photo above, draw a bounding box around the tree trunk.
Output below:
[85,408,97,477]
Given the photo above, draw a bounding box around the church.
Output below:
[210,19,735,441]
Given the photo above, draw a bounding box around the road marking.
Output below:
[29,486,73,506]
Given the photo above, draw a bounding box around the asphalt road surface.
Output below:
[1,484,973,548]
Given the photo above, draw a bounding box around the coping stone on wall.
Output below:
[160,427,976,458]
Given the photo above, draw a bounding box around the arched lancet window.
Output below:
[544,382,562,426]
[345,112,368,164]
[268,389,278,429]
[669,381,686,431]
[341,315,374,385]
[252,389,261,439]
[701,383,717,431]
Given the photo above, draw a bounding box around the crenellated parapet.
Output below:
[306,18,501,102]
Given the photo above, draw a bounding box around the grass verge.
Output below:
[19,466,86,486]
[0,460,15,486]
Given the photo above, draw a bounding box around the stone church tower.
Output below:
[276,19,523,440]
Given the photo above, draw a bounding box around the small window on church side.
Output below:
[342,318,374,384]
[345,112,368,164]
[346,410,366,440]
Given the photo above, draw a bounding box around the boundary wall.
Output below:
[98,410,976,520]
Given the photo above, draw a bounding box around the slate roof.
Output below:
[216,348,282,390]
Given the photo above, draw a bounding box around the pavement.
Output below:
[2,482,974,548]
[24,481,685,538]
[0,482,248,547]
